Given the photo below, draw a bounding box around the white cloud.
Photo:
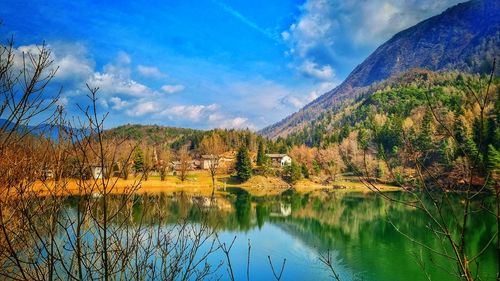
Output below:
[159,103,219,121]
[216,117,255,130]
[161,84,185,94]
[84,52,157,98]
[206,111,256,129]
[50,43,94,82]
[116,51,131,65]
[88,72,153,97]
[13,44,156,102]
[126,101,159,117]
[12,43,94,83]
[56,96,69,107]
[283,0,463,79]
[300,60,334,80]
[281,95,304,108]
[137,65,166,79]
[307,81,336,101]
[109,96,128,110]
[281,81,336,109]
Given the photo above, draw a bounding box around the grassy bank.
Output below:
[29,170,400,197]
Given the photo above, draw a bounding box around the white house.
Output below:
[200,155,235,170]
[90,165,106,179]
[266,154,292,167]
[200,155,217,170]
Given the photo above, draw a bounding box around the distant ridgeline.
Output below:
[261,0,500,139]
[0,118,72,140]
[103,124,283,152]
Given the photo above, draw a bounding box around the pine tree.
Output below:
[133,148,144,172]
[283,162,302,184]
[453,117,467,157]
[236,146,252,182]
[417,110,433,152]
[438,139,453,169]
[487,144,500,175]
[256,141,267,166]
[301,163,309,179]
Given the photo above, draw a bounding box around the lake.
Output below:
[7,189,497,280]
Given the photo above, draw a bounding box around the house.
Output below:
[170,160,198,172]
[199,154,235,170]
[266,154,292,167]
[40,169,54,180]
[90,165,107,179]
[201,155,217,170]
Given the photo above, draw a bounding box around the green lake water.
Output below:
[46,189,498,280]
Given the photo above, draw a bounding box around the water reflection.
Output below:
[61,190,497,281]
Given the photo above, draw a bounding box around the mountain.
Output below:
[0,118,65,139]
[261,0,500,139]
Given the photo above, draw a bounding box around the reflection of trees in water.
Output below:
[53,191,497,281]
[235,192,252,230]
[271,192,498,281]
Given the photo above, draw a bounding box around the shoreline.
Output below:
[23,171,401,198]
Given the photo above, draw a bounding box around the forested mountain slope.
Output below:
[261,0,499,139]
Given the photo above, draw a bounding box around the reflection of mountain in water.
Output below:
[265,192,498,281]
[61,191,497,281]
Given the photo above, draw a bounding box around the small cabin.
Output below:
[266,154,292,167]
[170,160,198,172]
[90,165,107,179]
[200,155,217,170]
[199,155,235,170]
[41,169,54,180]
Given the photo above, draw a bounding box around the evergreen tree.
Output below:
[133,148,144,172]
[282,162,302,184]
[417,110,433,152]
[301,163,310,179]
[357,128,369,151]
[375,163,384,179]
[453,117,468,157]
[438,139,453,169]
[236,146,252,182]
[487,144,500,173]
[256,141,267,166]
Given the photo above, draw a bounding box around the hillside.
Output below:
[104,124,272,152]
[261,0,500,139]
[282,70,499,187]
[104,124,202,147]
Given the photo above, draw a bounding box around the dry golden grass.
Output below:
[24,170,400,198]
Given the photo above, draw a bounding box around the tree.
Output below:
[256,140,268,166]
[289,145,316,176]
[300,163,309,179]
[200,133,226,194]
[0,34,233,281]
[487,144,500,183]
[158,146,171,181]
[282,162,302,184]
[133,147,144,175]
[236,146,252,182]
[319,144,346,182]
[142,146,154,181]
[417,110,433,156]
[178,145,191,182]
[353,67,500,280]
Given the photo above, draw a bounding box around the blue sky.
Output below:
[0,0,463,130]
